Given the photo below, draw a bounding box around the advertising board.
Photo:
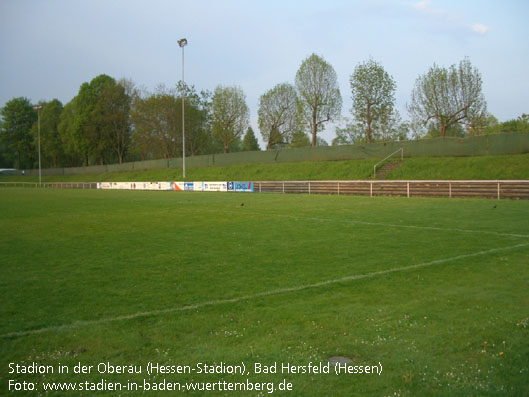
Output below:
[228,181,254,192]
[203,182,228,192]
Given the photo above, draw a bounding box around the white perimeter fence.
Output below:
[1,180,529,200]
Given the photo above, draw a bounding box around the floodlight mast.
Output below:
[33,105,43,186]
[178,38,188,179]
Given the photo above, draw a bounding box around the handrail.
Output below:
[373,148,403,178]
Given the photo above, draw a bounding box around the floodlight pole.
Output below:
[34,105,43,186]
[178,38,188,179]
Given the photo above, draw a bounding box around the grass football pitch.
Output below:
[1,188,528,396]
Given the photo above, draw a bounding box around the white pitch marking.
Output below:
[2,242,528,339]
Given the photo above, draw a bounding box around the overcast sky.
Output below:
[1,0,528,145]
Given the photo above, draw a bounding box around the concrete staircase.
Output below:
[374,161,403,179]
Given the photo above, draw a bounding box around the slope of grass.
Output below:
[1,189,529,395]
[0,153,528,183]
[387,154,529,180]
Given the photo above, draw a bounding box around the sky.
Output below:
[1,0,528,146]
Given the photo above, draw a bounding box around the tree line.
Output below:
[1,55,527,169]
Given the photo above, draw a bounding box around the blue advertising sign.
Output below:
[184,182,194,191]
[234,181,254,192]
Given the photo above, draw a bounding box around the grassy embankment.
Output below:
[1,153,528,182]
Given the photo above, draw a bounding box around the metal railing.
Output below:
[255,180,529,200]
[2,180,529,200]
[373,148,403,178]
[0,182,98,189]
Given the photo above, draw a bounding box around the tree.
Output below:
[58,74,120,166]
[242,127,260,151]
[350,59,396,144]
[130,83,213,160]
[258,83,299,149]
[288,129,311,148]
[332,121,365,145]
[426,121,466,138]
[407,58,487,138]
[480,114,529,135]
[333,111,409,146]
[295,54,342,147]
[130,85,180,160]
[177,82,213,157]
[316,137,328,146]
[30,99,65,168]
[0,97,36,168]
[212,85,249,153]
[377,110,410,142]
[58,99,82,166]
[93,80,131,164]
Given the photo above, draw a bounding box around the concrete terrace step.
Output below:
[375,161,403,180]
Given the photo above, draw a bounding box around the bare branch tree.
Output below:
[407,58,487,138]
[258,83,299,149]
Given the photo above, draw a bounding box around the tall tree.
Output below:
[57,99,82,166]
[242,126,260,151]
[59,74,117,165]
[177,82,213,157]
[407,58,487,138]
[295,53,342,147]
[258,83,299,149]
[31,99,65,168]
[212,85,249,153]
[93,81,131,164]
[350,59,396,144]
[0,97,36,168]
[130,86,180,160]
[130,83,213,160]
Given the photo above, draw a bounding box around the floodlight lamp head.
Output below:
[178,38,188,47]
[33,105,42,111]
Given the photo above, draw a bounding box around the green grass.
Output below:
[387,154,529,180]
[1,189,528,395]
[1,153,528,183]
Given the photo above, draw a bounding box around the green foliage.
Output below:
[333,122,366,145]
[350,59,397,143]
[408,58,487,138]
[30,99,65,168]
[480,114,529,135]
[93,80,131,164]
[258,83,299,149]
[57,100,80,166]
[0,97,37,168]
[242,126,260,151]
[178,83,214,157]
[212,85,249,153]
[425,120,467,138]
[288,129,311,148]
[334,113,409,145]
[57,74,132,166]
[295,53,342,146]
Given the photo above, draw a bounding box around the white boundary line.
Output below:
[2,242,528,339]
